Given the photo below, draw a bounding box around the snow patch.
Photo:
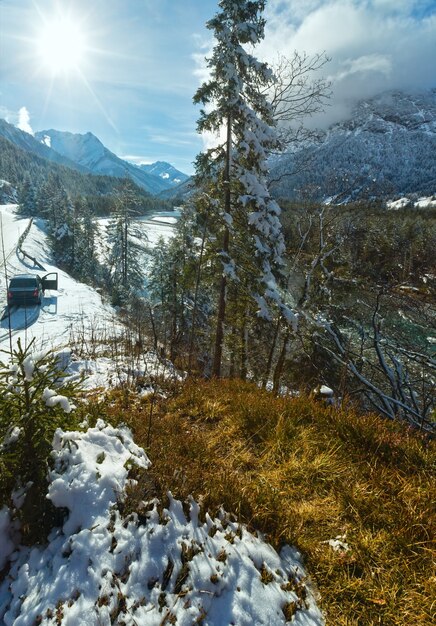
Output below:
[0,423,324,625]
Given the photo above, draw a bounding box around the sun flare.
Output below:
[37,17,85,75]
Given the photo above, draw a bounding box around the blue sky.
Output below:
[1,0,435,174]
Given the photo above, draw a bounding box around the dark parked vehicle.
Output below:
[7,273,58,307]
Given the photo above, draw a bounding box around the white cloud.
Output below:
[17,106,34,135]
[259,0,436,127]
[120,155,154,165]
[0,106,18,125]
[333,54,392,83]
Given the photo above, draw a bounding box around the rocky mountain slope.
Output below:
[270,89,436,202]
[0,119,188,196]
[34,129,173,195]
[0,134,147,205]
[138,160,189,186]
[0,119,88,172]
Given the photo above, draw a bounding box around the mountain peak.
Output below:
[138,161,189,186]
[32,128,188,195]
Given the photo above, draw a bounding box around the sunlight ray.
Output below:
[76,68,118,133]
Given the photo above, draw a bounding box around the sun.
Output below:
[37,16,86,75]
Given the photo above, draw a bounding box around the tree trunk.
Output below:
[263,316,281,387]
[212,113,232,378]
[273,331,290,393]
[148,303,158,351]
[239,304,249,380]
[188,219,207,374]
[170,267,178,363]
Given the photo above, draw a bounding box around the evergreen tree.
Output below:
[46,184,76,268]
[17,175,37,216]
[74,199,99,282]
[193,0,295,377]
[106,181,145,304]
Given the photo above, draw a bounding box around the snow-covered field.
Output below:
[0,204,118,352]
[0,203,183,388]
[95,209,179,261]
[0,205,180,354]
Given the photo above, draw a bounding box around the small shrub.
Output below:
[0,339,82,542]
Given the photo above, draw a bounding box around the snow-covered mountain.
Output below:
[34,129,172,195]
[0,119,89,172]
[137,161,189,186]
[270,89,436,202]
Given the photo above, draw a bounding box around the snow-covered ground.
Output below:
[95,209,180,261]
[386,195,436,210]
[132,210,180,249]
[0,204,118,352]
[0,204,325,624]
[0,205,179,352]
[0,203,183,387]
[0,421,324,625]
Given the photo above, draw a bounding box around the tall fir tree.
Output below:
[17,175,37,216]
[193,0,295,377]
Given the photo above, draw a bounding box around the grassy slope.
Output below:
[109,379,435,625]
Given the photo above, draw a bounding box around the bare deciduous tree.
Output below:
[268,52,332,145]
[315,291,435,434]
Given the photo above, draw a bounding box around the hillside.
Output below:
[0,203,325,626]
[130,378,434,625]
[0,135,139,201]
[0,2,435,624]
[270,89,436,202]
[0,119,89,172]
[35,129,183,195]
[0,203,118,350]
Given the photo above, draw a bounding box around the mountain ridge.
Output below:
[137,161,189,187]
[34,129,174,195]
[0,120,188,196]
[0,119,89,173]
[270,88,436,202]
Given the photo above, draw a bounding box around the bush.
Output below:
[0,339,81,542]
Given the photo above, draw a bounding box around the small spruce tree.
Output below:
[0,340,81,542]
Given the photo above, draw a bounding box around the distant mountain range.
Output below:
[1,88,435,204]
[0,119,89,172]
[137,161,189,187]
[34,129,188,194]
[0,132,147,207]
[0,119,188,196]
[270,89,436,202]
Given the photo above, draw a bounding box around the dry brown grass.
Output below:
[105,378,435,625]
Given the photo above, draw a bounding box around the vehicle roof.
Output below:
[10,274,40,279]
